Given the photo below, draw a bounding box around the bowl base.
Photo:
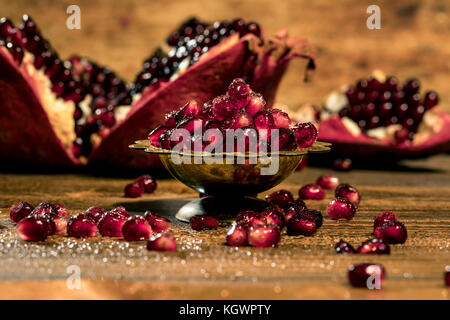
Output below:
[175,195,271,222]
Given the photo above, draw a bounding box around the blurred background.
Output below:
[2,0,449,112]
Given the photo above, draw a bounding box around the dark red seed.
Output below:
[374,221,407,244]
[245,93,266,116]
[265,189,294,208]
[424,91,439,109]
[299,209,323,228]
[283,201,306,222]
[31,201,58,217]
[212,95,239,120]
[135,175,157,193]
[357,238,390,254]
[316,175,339,190]
[16,215,52,241]
[52,203,69,219]
[9,201,34,223]
[248,224,281,247]
[98,211,128,237]
[226,222,248,246]
[373,211,397,232]
[111,206,129,218]
[144,211,172,233]
[273,128,297,151]
[334,240,356,254]
[147,232,177,252]
[348,263,386,288]
[253,110,275,133]
[247,22,261,37]
[189,215,219,231]
[67,214,98,238]
[261,207,285,229]
[84,206,105,223]
[287,214,317,236]
[298,184,325,200]
[335,184,361,206]
[291,122,317,148]
[333,158,352,171]
[227,78,251,108]
[124,181,145,198]
[394,128,410,144]
[326,197,357,220]
[271,109,291,129]
[148,125,170,147]
[122,215,152,241]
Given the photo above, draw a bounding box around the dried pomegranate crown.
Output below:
[148,78,318,152]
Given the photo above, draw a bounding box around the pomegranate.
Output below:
[235,210,266,228]
[144,211,172,233]
[283,201,307,222]
[261,207,285,229]
[124,181,145,198]
[286,214,317,236]
[98,211,128,237]
[147,232,177,252]
[136,175,157,193]
[265,189,294,208]
[16,215,53,241]
[67,214,98,238]
[248,224,281,247]
[52,203,69,219]
[334,240,356,254]
[30,201,58,217]
[374,221,407,244]
[298,184,325,200]
[226,222,248,246]
[335,184,361,206]
[316,174,339,190]
[373,211,397,232]
[9,201,34,223]
[299,209,323,228]
[348,263,386,288]
[122,215,152,241]
[357,238,390,255]
[0,15,314,168]
[189,215,219,231]
[84,206,106,223]
[326,197,357,220]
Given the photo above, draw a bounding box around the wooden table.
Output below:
[0,155,449,300]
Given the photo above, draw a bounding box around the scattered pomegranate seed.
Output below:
[248,224,281,247]
[335,184,361,206]
[261,207,285,229]
[374,221,407,244]
[9,201,34,223]
[67,214,98,238]
[136,175,157,193]
[287,214,317,236]
[316,175,339,190]
[226,222,248,246]
[299,209,323,228]
[334,240,356,254]
[144,211,172,233]
[333,158,352,171]
[122,215,152,241]
[235,210,266,228]
[147,232,177,252]
[31,201,58,217]
[357,238,390,254]
[283,201,306,222]
[445,266,450,287]
[52,203,69,219]
[348,263,386,288]
[326,197,357,220]
[190,215,219,231]
[298,184,325,200]
[16,215,53,241]
[84,206,106,223]
[98,211,128,237]
[124,181,145,198]
[111,206,130,218]
[373,211,397,231]
[265,189,294,208]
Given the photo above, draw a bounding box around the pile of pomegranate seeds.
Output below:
[348,263,386,288]
[124,175,157,198]
[148,78,318,152]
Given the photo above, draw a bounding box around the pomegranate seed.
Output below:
[348,263,386,288]
[333,158,352,171]
[424,91,439,109]
[226,222,248,246]
[147,232,177,252]
[227,78,251,108]
[248,224,281,247]
[124,181,145,198]
[245,93,266,116]
[334,240,356,254]
[373,211,397,232]
[445,266,450,287]
[212,95,239,120]
[298,184,325,200]
[335,184,361,206]
[135,175,157,193]
[229,112,252,129]
[31,201,58,217]
[287,214,317,236]
[16,215,53,241]
[253,110,275,132]
[67,214,98,238]
[374,221,407,244]
[84,206,105,223]
[271,109,291,128]
[291,122,317,148]
[111,206,129,218]
[98,211,128,237]
[316,175,339,190]
[265,189,294,208]
[9,201,34,223]
[122,215,152,241]
[148,126,169,147]
[283,201,306,222]
[235,211,266,228]
[52,203,69,219]
[326,197,357,220]
[190,215,219,231]
[394,128,410,144]
[174,100,200,124]
[299,209,323,228]
[261,207,285,229]
[53,216,68,235]
[274,128,297,151]
[357,238,390,254]
[144,211,172,233]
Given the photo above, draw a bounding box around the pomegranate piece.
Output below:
[326,197,357,220]
[144,211,172,233]
[348,263,386,288]
[16,215,53,241]
[124,181,145,198]
[122,215,152,241]
[298,184,325,200]
[245,92,266,116]
[291,122,317,148]
[265,189,294,208]
[67,214,98,238]
[271,109,291,128]
[445,266,450,287]
[373,211,397,232]
[227,78,251,108]
[226,222,248,246]
[335,184,361,206]
[52,203,69,219]
[148,125,169,147]
[147,232,177,252]
[316,175,339,190]
[248,224,281,247]
[357,238,390,255]
[84,206,105,223]
[287,214,317,236]
[135,175,157,193]
[212,95,239,120]
[374,221,407,244]
[9,201,34,223]
[190,215,219,231]
[334,240,356,254]
[261,207,285,229]
[299,209,323,228]
[98,211,128,237]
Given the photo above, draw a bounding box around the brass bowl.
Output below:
[129,140,330,221]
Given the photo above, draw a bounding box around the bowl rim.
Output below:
[129,140,331,158]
